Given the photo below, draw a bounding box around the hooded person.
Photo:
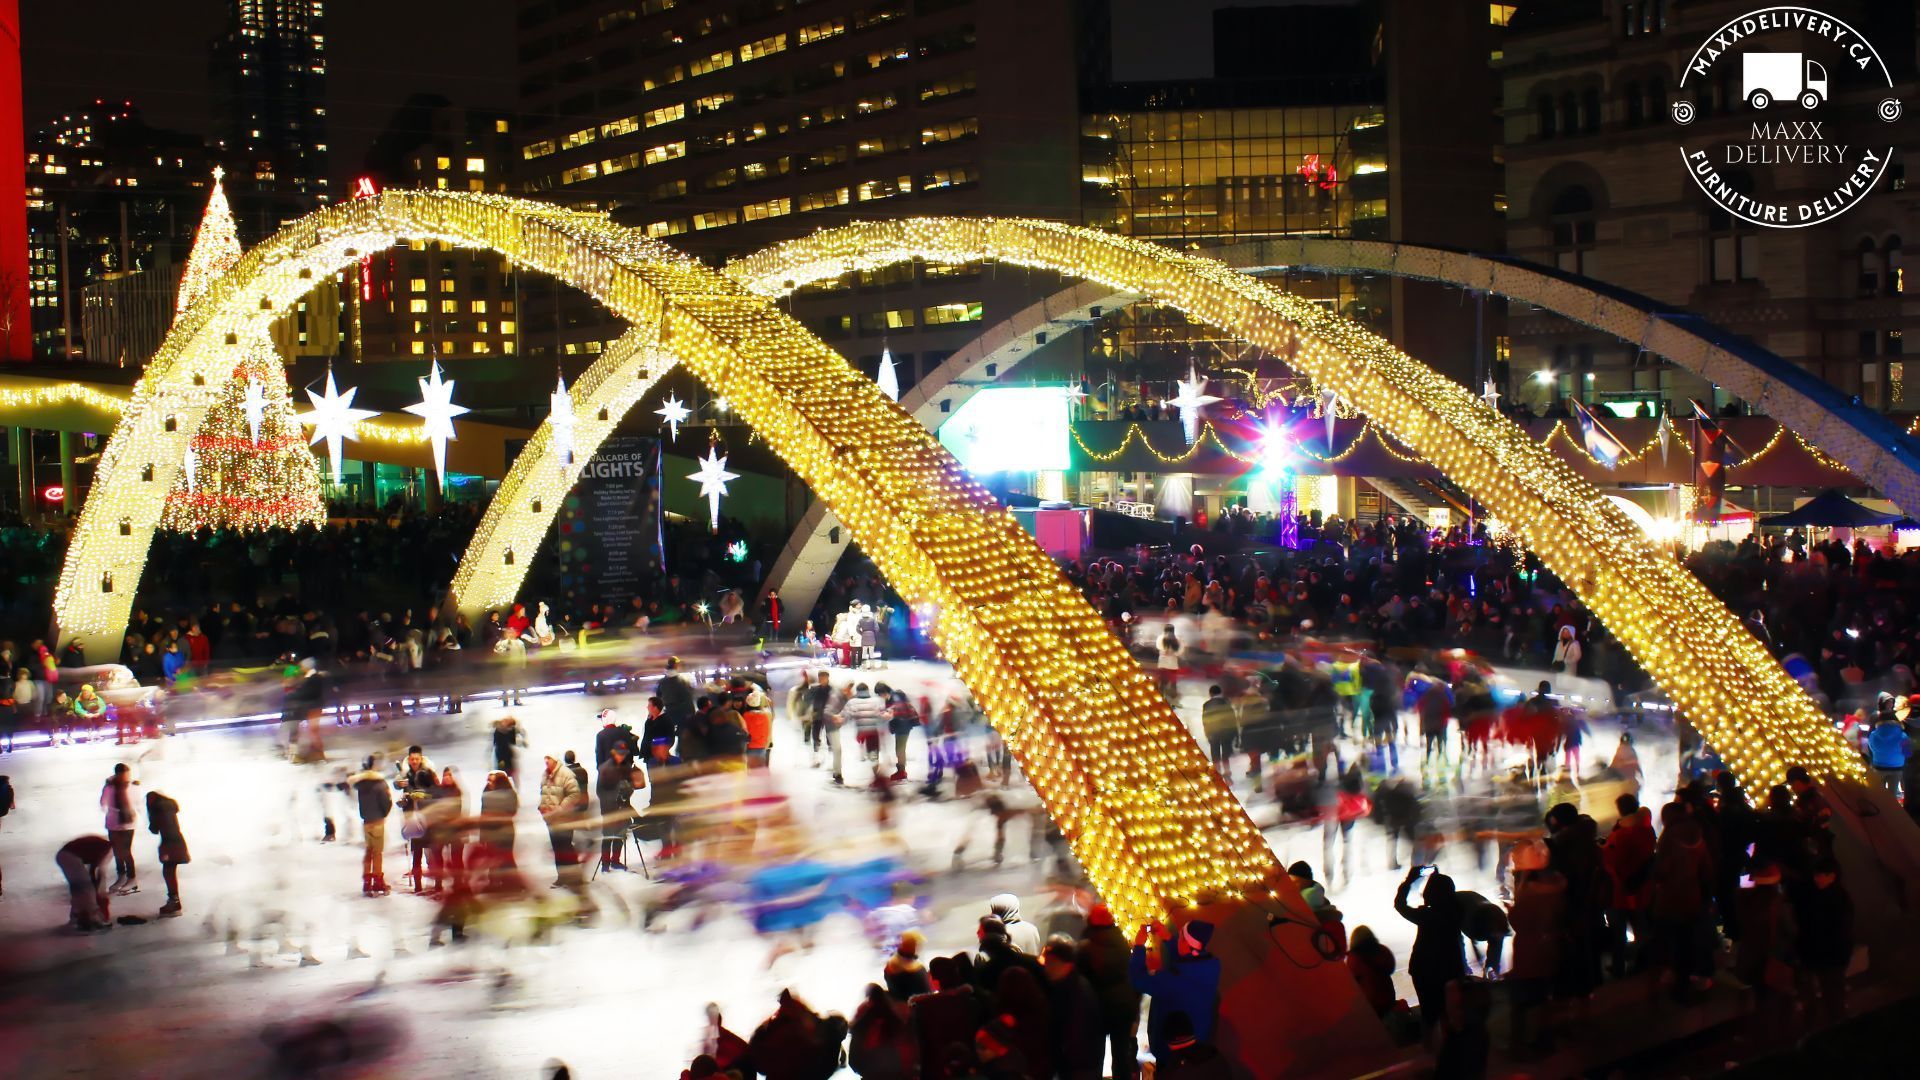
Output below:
[990,892,1043,955]
[1128,918,1222,1062]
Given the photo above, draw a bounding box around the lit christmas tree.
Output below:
[160,352,326,532]
[159,167,325,532]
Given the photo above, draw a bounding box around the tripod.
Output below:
[590,819,651,881]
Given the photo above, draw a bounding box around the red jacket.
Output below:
[1603,810,1656,911]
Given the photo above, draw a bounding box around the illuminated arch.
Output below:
[59,195,1312,943]
[447,322,678,616]
[728,218,1862,791]
[750,233,1920,619]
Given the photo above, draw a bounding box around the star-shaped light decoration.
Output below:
[1481,378,1502,412]
[1166,364,1221,445]
[656,393,691,441]
[183,445,199,492]
[1320,387,1341,451]
[549,374,577,469]
[876,347,900,401]
[1656,410,1674,467]
[240,378,268,445]
[304,371,376,484]
[687,446,739,531]
[403,360,469,485]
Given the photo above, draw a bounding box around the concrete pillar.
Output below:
[421,467,443,513]
[360,459,377,506]
[11,426,31,519]
[57,430,75,515]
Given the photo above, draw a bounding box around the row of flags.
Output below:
[1567,398,1734,520]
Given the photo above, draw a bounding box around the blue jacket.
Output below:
[1129,940,1221,1060]
[1868,721,1910,769]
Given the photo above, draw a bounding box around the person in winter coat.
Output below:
[884,689,919,780]
[1200,685,1239,771]
[1394,866,1467,1032]
[1505,839,1567,1048]
[349,754,394,896]
[538,754,585,887]
[1867,716,1910,795]
[1733,858,1795,1036]
[1043,940,1107,1080]
[990,892,1042,955]
[55,834,115,931]
[1602,794,1656,977]
[911,955,987,1080]
[994,966,1054,1078]
[1792,856,1854,1029]
[840,683,888,775]
[747,989,848,1080]
[1417,681,1452,765]
[883,930,933,1001]
[395,746,438,892]
[146,789,189,916]
[1551,626,1582,675]
[1345,925,1397,1017]
[1648,803,1715,998]
[101,763,139,895]
[847,982,917,1080]
[974,917,1044,993]
[1129,919,1222,1061]
[1077,905,1141,1079]
[601,741,649,870]
[743,685,775,769]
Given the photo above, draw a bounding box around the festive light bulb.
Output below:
[403,360,469,485]
[303,370,376,484]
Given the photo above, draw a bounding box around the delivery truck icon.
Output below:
[1743,52,1828,110]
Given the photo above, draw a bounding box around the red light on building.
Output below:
[353,175,379,199]
[41,485,64,503]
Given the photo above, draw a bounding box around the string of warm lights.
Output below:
[732,217,1864,796]
[58,197,1865,944]
[0,381,131,413]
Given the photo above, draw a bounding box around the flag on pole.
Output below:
[1689,399,1728,522]
[1568,399,1625,468]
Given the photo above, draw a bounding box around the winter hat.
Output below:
[894,930,923,960]
[989,893,1022,921]
[1086,904,1115,928]
[1178,920,1215,954]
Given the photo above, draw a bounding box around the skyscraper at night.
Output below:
[210,0,330,240]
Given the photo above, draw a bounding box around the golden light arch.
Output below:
[55,194,1861,1073]
[721,217,1863,792]
[57,194,1296,930]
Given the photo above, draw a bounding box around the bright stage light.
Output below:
[1533,369,1555,383]
[1259,423,1295,474]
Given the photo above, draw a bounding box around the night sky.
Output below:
[20,0,516,185]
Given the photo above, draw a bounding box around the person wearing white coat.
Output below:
[1551,626,1582,675]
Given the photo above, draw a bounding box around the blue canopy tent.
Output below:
[1758,489,1899,529]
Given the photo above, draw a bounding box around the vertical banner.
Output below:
[555,435,664,608]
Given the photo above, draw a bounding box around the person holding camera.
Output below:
[595,741,644,872]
